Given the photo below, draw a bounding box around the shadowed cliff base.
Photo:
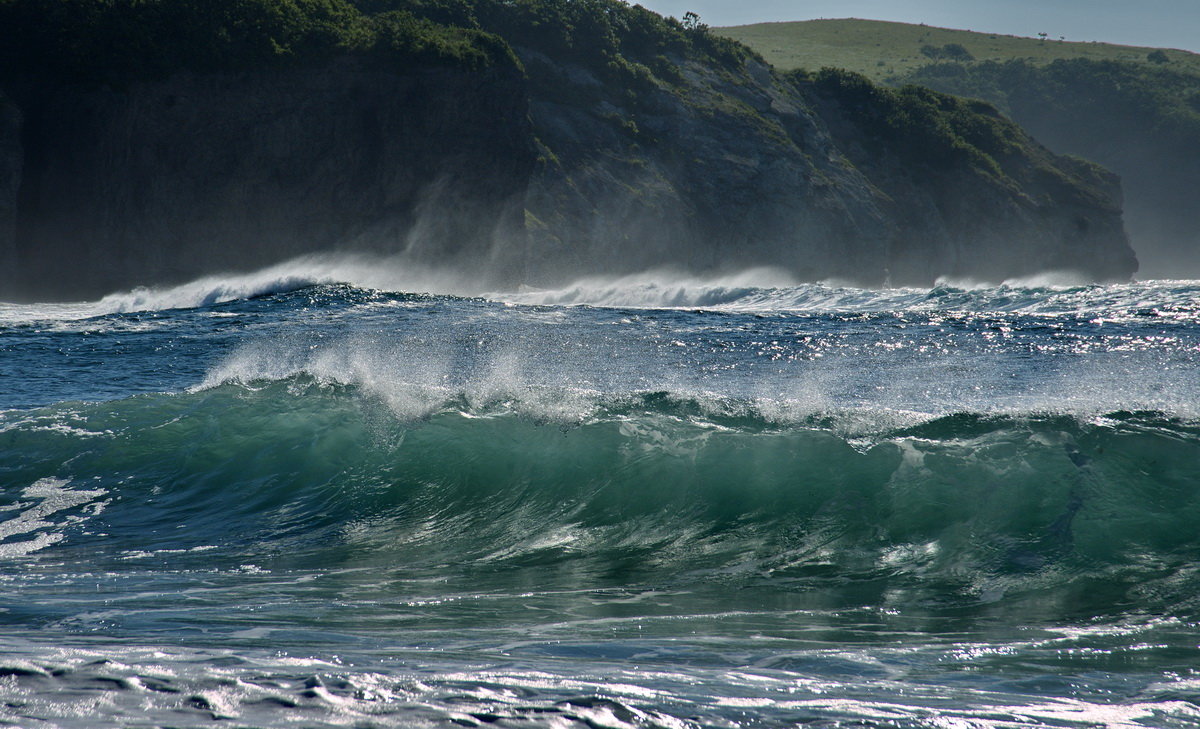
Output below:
[0,0,1137,301]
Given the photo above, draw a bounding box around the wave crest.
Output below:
[503,272,1200,316]
[5,255,1200,319]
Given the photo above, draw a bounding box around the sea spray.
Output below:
[7,254,1198,317]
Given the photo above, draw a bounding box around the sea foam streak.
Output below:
[3,636,1196,729]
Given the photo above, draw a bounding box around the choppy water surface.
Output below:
[1,265,1199,727]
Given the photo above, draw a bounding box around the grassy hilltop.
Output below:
[716,18,1200,82]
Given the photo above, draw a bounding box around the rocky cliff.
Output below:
[3,60,534,299]
[0,92,19,277]
[797,69,1135,283]
[0,0,1139,300]
[517,49,1136,287]
[905,59,1200,279]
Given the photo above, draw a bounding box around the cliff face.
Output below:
[0,1,1140,300]
[518,52,893,285]
[4,60,534,300]
[798,73,1136,284]
[0,93,18,276]
[516,54,1135,287]
[905,59,1199,279]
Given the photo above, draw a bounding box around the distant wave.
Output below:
[4,256,1200,319]
[0,254,485,319]
[4,380,1199,617]
[98,272,324,313]
[502,271,1200,316]
[93,255,484,313]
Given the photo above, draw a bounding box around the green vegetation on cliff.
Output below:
[905,58,1200,277]
[349,0,760,96]
[796,67,1023,181]
[0,0,761,90]
[906,58,1200,143]
[0,0,518,86]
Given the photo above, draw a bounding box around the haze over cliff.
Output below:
[0,0,1137,300]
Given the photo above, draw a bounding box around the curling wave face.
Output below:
[3,381,1200,620]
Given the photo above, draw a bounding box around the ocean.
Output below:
[1,260,1198,727]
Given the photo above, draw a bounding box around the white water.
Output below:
[6,254,1198,320]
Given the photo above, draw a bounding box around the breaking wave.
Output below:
[4,379,1199,619]
[501,271,1200,316]
[4,258,1200,319]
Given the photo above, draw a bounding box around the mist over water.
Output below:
[2,261,1199,727]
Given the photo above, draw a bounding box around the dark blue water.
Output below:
[1,261,1198,727]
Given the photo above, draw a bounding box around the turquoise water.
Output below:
[1,264,1199,727]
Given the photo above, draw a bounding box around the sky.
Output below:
[635,1,1200,52]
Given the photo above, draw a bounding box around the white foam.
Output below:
[502,272,1200,316]
[5,253,1199,321]
[0,254,488,321]
[498,271,1149,314]
[934,270,1094,291]
[197,332,610,423]
[497,267,804,309]
[190,281,1200,427]
[95,254,484,313]
[0,478,109,559]
[196,333,968,432]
